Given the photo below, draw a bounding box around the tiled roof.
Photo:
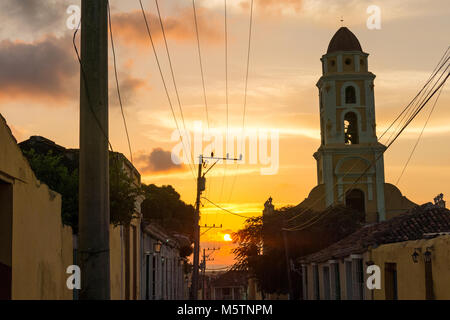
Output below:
[300,204,450,263]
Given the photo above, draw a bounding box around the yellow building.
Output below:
[300,204,450,300]
[369,234,450,300]
[0,114,73,300]
[17,135,143,300]
[299,27,415,222]
[106,153,143,300]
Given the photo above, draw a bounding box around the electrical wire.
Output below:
[107,1,133,163]
[202,197,251,219]
[73,18,114,153]
[218,0,229,203]
[138,0,196,180]
[226,0,254,204]
[154,0,194,169]
[192,0,210,131]
[396,84,445,185]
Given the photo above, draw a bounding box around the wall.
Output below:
[109,220,141,300]
[109,225,124,300]
[0,114,73,300]
[369,235,450,300]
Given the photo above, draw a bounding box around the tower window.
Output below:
[345,58,352,65]
[344,112,359,144]
[345,86,356,104]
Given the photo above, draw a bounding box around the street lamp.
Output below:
[411,249,420,263]
[153,240,162,254]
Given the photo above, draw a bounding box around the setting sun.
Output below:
[223,234,232,242]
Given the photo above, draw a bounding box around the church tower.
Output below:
[314,27,387,221]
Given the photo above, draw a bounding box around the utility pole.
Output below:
[190,155,204,300]
[78,0,110,299]
[190,153,242,300]
[282,219,294,300]
[201,247,219,300]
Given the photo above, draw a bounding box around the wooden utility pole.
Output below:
[78,0,110,299]
[190,153,241,300]
[201,247,218,300]
[201,248,206,300]
[282,224,294,300]
[190,156,204,300]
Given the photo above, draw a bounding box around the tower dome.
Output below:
[327,27,362,53]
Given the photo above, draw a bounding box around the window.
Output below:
[132,225,137,300]
[124,226,131,300]
[345,261,353,300]
[345,58,352,65]
[302,266,309,300]
[233,287,241,300]
[145,254,150,300]
[344,112,359,144]
[222,287,231,299]
[313,265,320,300]
[353,259,364,300]
[345,86,356,104]
[152,255,156,299]
[385,263,398,300]
[331,263,341,300]
[323,266,331,300]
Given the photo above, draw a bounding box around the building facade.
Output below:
[141,223,187,300]
[300,204,450,300]
[19,136,144,300]
[0,114,73,300]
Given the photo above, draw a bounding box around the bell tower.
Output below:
[314,27,387,221]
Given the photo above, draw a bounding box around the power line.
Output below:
[379,47,450,144]
[202,197,251,219]
[107,1,133,163]
[154,0,194,168]
[219,0,229,203]
[138,0,196,180]
[192,0,210,131]
[192,0,214,225]
[227,0,254,204]
[396,84,445,185]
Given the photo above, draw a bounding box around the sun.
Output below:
[223,234,232,242]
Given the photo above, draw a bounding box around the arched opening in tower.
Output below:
[345,188,365,214]
[345,86,356,104]
[344,112,359,145]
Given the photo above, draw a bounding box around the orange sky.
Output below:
[1,0,449,268]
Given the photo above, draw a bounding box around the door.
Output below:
[0,180,13,300]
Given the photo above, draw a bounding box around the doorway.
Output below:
[0,180,13,300]
[345,189,365,214]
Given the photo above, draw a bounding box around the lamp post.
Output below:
[153,240,162,254]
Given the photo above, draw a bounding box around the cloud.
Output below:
[0,35,148,106]
[0,0,72,41]
[0,35,78,103]
[137,148,185,173]
[111,8,222,46]
[109,72,149,107]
